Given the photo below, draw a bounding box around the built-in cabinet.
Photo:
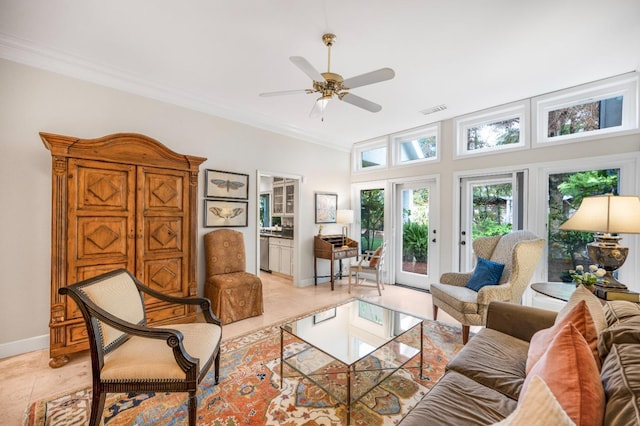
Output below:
[41,132,205,367]
[269,237,293,276]
[273,185,284,216]
[272,178,295,217]
[285,182,294,215]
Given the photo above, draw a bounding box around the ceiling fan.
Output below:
[259,33,395,118]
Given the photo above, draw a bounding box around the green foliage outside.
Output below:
[472,183,512,239]
[356,170,618,283]
[548,170,618,279]
[360,188,385,252]
[473,218,512,238]
[403,220,428,262]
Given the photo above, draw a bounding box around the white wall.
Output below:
[0,59,351,357]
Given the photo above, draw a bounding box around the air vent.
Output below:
[420,104,447,115]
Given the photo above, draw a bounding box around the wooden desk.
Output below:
[314,234,358,290]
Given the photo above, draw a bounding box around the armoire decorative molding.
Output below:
[41,132,206,367]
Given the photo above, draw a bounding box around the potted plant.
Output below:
[569,264,607,291]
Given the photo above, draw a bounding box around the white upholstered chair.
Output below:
[431,230,545,344]
[59,269,222,426]
[348,240,387,296]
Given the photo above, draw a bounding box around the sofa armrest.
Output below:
[485,301,557,342]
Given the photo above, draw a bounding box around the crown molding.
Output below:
[0,32,349,152]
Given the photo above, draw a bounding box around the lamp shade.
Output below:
[559,194,640,234]
[336,209,354,225]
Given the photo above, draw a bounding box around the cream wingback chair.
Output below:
[59,269,222,426]
[431,230,545,344]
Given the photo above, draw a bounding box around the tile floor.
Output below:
[0,273,470,425]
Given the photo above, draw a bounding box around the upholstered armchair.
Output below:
[431,230,545,343]
[204,229,264,324]
[59,269,221,426]
[348,240,387,296]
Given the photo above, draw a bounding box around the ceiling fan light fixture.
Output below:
[318,94,332,107]
[260,33,395,118]
[317,94,332,114]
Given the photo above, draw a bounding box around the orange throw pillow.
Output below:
[523,323,605,425]
[368,246,383,268]
[526,300,599,374]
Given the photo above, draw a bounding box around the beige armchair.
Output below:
[59,269,222,426]
[431,230,545,343]
[204,229,264,324]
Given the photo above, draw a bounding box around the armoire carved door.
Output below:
[41,132,206,367]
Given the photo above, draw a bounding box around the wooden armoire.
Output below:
[41,132,206,367]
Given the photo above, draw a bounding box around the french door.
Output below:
[459,172,525,271]
[394,180,438,290]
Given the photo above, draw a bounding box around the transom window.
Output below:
[454,101,529,158]
[391,123,440,166]
[533,73,639,146]
[547,96,622,138]
[353,137,388,172]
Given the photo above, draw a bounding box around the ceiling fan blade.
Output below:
[259,89,308,97]
[290,56,325,82]
[343,68,395,89]
[341,93,382,113]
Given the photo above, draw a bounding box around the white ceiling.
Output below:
[1,0,639,151]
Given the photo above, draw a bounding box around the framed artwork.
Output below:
[204,199,248,227]
[313,307,337,324]
[205,169,249,200]
[315,192,337,223]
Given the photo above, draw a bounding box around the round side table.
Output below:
[530,282,576,302]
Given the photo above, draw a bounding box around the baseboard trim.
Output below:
[0,334,48,359]
[394,283,431,294]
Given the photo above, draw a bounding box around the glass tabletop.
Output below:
[281,299,422,365]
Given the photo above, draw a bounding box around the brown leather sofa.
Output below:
[399,300,640,425]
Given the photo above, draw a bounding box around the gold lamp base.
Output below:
[587,234,628,289]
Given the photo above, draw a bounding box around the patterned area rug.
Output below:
[24,308,463,426]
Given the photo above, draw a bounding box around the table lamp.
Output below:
[559,194,640,289]
[336,209,354,249]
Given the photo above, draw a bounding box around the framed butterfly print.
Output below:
[204,200,248,227]
[205,169,249,200]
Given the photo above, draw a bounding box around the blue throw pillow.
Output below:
[465,257,505,292]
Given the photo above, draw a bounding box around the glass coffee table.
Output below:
[279,299,423,424]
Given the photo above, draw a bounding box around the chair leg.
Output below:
[89,384,106,426]
[188,391,197,426]
[462,325,470,344]
[375,272,382,296]
[433,303,438,320]
[214,352,220,385]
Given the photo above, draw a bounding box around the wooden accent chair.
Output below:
[348,240,387,296]
[431,230,545,344]
[204,229,264,324]
[59,269,221,426]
